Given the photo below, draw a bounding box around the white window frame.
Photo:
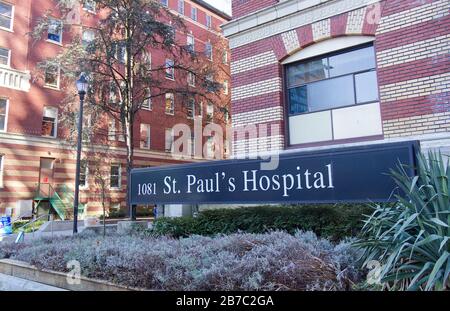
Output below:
[191,7,197,21]
[110,164,121,189]
[165,59,175,80]
[187,98,195,119]
[142,88,152,110]
[82,0,96,13]
[206,15,212,28]
[223,80,229,95]
[0,97,8,132]
[44,65,61,89]
[165,93,175,115]
[178,0,184,15]
[108,118,116,141]
[165,128,174,152]
[0,47,10,67]
[79,159,89,189]
[0,154,4,188]
[205,42,212,61]
[0,1,14,32]
[206,102,214,123]
[188,72,196,87]
[42,106,58,138]
[187,33,195,53]
[140,123,151,149]
[47,18,63,45]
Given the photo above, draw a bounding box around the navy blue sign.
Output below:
[130,141,419,205]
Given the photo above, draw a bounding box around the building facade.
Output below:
[224,0,449,157]
[0,0,231,217]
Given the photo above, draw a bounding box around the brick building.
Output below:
[223,0,449,157]
[0,0,231,217]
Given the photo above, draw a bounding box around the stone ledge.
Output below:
[0,259,146,291]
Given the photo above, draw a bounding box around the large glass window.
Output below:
[286,45,379,116]
[0,2,13,30]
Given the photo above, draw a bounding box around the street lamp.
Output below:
[73,73,88,234]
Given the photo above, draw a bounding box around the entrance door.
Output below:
[39,158,55,197]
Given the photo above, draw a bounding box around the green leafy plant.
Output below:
[357,151,449,291]
[151,204,370,241]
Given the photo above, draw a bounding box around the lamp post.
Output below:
[73,73,88,234]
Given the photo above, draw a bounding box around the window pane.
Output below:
[308,75,355,112]
[0,48,8,65]
[288,86,308,114]
[287,58,328,87]
[0,99,6,114]
[355,71,379,103]
[0,3,12,29]
[0,116,4,131]
[328,46,375,77]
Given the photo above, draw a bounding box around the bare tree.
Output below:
[31,0,227,218]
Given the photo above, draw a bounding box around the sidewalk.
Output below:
[0,273,66,291]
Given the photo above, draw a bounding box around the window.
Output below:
[205,42,212,61]
[222,51,228,64]
[110,164,121,189]
[79,160,88,188]
[206,137,214,158]
[47,19,62,44]
[165,93,174,115]
[142,88,152,110]
[82,29,95,50]
[165,128,173,152]
[161,0,168,7]
[118,123,125,142]
[42,107,58,138]
[109,82,117,103]
[165,59,174,80]
[0,98,7,132]
[178,0,184,14]
[188,72,195,87]
[206,15,212,28]
[223,80,229,95]
[140,124,151,149]
[114,42,126,64]
[44,65,60,89]
[191,7,197,21]
[206,102,213,123]
[187,98,195,119]
[108,118,116,141]
[0,47,10,66]
[286,45,378,115]
[83,0,96,12]
[187,34,195,53]
[198,101,203,118]
[0,2,13,31]
[0,154,3,188]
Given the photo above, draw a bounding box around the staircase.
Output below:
[34,184,85,220]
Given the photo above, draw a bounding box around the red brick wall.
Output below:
[232,0,279,19]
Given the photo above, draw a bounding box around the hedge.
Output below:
[151,204,371,241]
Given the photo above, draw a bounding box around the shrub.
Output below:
[0,231,362,291]
[151,204,370,241]
[356,152,450,291]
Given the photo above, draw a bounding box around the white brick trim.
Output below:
[379,72,450,102]
[376,0,449,34]
[346,7,366,34]
[376,35,450,68]
[232,77,282,101]
[232,106,284,127]
[312,18,331,42]
[231,51,278,75]
[281,30,301,54]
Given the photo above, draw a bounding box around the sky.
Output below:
[204,0,232,15]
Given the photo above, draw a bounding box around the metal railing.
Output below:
[15,214,54,243]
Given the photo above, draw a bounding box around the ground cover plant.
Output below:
[0,231,362,291]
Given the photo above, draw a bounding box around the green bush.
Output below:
[151,204,371,241]
[356,151,449,291]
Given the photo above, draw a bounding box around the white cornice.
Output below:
[222,0,379,48]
